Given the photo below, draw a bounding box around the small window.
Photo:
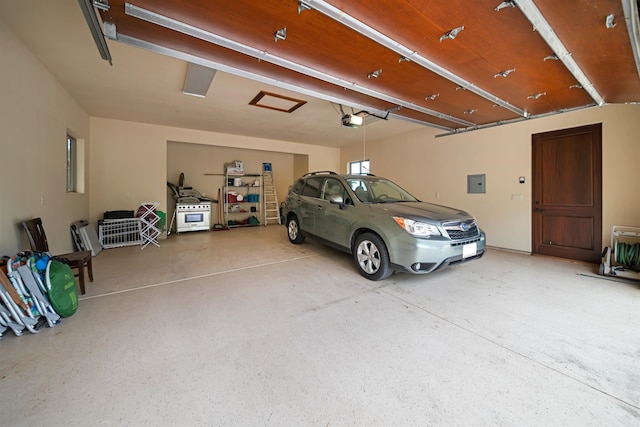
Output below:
[66,134,77,193]
[349,160,370,175]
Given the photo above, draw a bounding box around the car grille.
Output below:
[443,221,479,240]
[450,237,482,247]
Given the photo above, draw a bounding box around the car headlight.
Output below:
[393,217,441,237]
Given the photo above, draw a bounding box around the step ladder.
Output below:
[262,163,281,225]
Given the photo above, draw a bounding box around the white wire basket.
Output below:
[99,218,143,249]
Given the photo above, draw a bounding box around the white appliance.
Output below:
[176,202,211,232]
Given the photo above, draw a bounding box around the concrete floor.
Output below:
[0,225,638,426]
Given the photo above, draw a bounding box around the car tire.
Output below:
[287,215,305,244]
[353,232,392,281]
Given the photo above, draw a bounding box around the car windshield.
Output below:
[346,177,419,204]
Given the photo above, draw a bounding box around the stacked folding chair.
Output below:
[0,252,77,339]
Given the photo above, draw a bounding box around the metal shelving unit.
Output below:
[223,173,262,227]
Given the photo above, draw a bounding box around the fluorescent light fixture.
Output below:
[183,62,216,97]
[77,0,112,65]
[513,0,605,106]
[124,3,474,127]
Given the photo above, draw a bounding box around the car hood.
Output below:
[369,201,474,223]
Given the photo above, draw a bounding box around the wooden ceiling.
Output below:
[97,0,640,132]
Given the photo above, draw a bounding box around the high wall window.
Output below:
[349,160,370,175]
[66,134,77,192]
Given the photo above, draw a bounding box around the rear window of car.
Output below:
[301,177,323,198]
[291,179,304,195]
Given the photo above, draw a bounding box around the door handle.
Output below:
[534,208,543,212]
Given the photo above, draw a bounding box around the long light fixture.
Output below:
[77,0,112,65]
[513,0,605,106]
[124,3,474,127]
[298,0,527,117]
[116,33,454,131]
[183,62,217,97]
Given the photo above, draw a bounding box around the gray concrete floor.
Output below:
[1,225,638,426]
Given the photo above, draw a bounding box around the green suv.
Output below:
[283,171,486,280]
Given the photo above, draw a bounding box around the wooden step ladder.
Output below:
[262,163,281,225]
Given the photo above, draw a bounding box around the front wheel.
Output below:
[353,233,392,281]
[287,215,305,244]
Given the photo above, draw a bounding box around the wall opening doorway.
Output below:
[532,123,602,263]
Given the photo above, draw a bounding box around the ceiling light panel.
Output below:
[183,62,216,97]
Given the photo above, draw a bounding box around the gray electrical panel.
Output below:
[467,174,486,194]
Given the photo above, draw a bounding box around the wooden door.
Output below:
[532,123,602,263]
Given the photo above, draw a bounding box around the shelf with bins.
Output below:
[224,174,262,227]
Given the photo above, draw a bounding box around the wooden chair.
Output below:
[20,218,93,295]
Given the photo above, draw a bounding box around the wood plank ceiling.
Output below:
[97,0,640,133]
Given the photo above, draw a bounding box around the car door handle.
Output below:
[316,205,323,210]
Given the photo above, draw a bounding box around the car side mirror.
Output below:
[330,195,345,208]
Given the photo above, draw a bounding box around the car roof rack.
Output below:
[301,171,337,177]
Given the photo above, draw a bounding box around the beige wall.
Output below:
[0,18,90,255]
[341,104,640,252]
[90,118,339,226]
